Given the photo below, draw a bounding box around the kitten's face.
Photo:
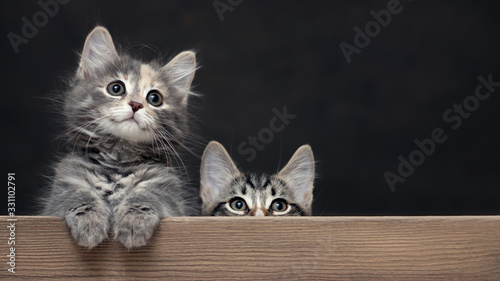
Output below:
[210,174,309,216]
[200,141,315,216]
[66,27,196,144]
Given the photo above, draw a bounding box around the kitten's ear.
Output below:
[163,51,197,90]
[278,145,315,212]
[200,141,240,208]
[78,26,118,79]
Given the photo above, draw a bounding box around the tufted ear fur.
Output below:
[78,26,118,79]
[162,51,197,90]
[200,141,241,209]
[277,145,315,211]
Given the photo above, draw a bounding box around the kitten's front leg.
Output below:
[44,158,113,249]
[65,198,111,249]
[113,195,164,249]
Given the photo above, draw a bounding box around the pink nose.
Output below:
[128,101,144,112]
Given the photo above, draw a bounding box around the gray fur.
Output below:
[200,141,315,216]
[42,26,199,249]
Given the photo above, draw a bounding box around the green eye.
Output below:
[271,199,288,213]
[229,198,247,211]
[146,90,163,106]
[106,81,126,96]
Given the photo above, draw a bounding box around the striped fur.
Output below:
[200,141,315,216]
[41,27,199,250]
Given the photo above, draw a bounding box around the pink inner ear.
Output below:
[304,189,312,200]
[202,187,211,199]
[77,67,88,79]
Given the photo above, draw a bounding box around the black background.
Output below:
[1,1,499,215]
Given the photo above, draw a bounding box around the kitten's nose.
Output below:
[128,101,144,113]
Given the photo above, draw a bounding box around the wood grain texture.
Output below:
[0,216,499,280]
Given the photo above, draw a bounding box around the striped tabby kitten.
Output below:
[200,141,315,216]
[42,26,198,249]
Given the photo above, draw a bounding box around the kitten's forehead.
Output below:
[233,174,285,205]
[138,64,161,92]
[245,174,281,194]
[117,63,164,95]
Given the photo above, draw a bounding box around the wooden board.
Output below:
[1,216,499,280]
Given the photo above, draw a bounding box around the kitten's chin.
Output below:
[108,120,154,143]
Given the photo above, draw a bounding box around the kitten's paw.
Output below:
[65,203,110,249]
[113,204,160,250]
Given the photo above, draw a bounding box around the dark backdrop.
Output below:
[2,0,499,215]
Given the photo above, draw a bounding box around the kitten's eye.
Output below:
[106,81,126,96]
[229,198,247,211]
[146,90,163,106]
[271,199,288,213]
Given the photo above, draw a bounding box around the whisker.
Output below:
[64,114,112,154]
[154,128,189,179]
[157,127,201,160]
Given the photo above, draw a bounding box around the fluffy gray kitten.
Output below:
[200,141,315,216]
[42,26,199,249]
